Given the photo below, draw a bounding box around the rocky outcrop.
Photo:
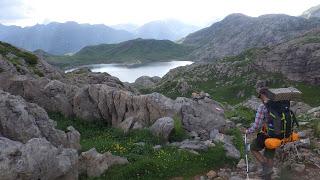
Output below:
[0,137,78,180]
[170,139,212,151]
[149,117,174,140]
[0,90,80,149]
[0,90,80,179]
[302,4,320,19]
[254,29,320,85]
[73,85,176,126]
[79,148,129,177]
[0,74,77,117]
[133,76,161,88]
[290,101,312,115]
[0,48,63,80]
[241,96,261,110]
[182,13,320,61]
[307,106,320,118]
[65,69,136,92]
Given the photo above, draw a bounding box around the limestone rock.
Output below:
[308,106,320,118]
[237,159,246,169]
[290,101,312,115]
[150,117,174,140]
[66,126,81,150]
[242,96,261,111]
[118,117,136,133]
[206,170,217,179]
[292,163,305,173]
[133,76,161,88]
[0,90,80,149]
[0,137,78,180]
[210,129,240,159]
[176,80,191,95]
[175,97,226,139]
[73,84,176,127]
[79,148,128,177]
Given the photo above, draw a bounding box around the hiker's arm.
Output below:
[247,104,265,134]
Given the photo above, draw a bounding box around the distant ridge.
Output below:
[46,38,193,68]
[0,21,134,55]
[182,13,320,61]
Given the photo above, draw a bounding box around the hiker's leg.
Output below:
[252,150,267,164]
[250,137,267,164]
[264,149,275,168]
[262,148,275,179]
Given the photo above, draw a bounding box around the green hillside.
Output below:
[144,30,320,106]
[46,38,193,68]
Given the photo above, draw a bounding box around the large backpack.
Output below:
[265,100,299,139]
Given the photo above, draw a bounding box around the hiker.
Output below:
[245,87,274,179]
[245,86,301,179]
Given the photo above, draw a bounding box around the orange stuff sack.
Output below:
[291,132,300,141]
[265,132,300,149]
[265,138,282,149]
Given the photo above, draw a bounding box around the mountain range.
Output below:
[0,20,200,55]
[111,20,200,41]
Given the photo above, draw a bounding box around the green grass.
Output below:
[313,120,320,138]
[169,115,189,142]
[225,129,245,158]
[295,83,320,107]
[301,36,320,44]
[49,113,236,179]
[225,106,255,127]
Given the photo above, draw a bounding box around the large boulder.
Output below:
[150,117,174,140]
[0,137,78,180]
[174,97,226,139]
[79,148,129,177]
[0,90,80,149]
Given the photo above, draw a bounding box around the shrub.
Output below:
[169,115,189,142]
[0,41,38,66]
[314,120,320,138]
[19,52,38,65]
[225,106,255,127]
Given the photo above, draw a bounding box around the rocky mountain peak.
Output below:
[302,4,320,19]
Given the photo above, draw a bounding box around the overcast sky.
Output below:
[0,0,319,27]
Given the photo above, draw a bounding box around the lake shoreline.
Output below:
[65,61,193,83]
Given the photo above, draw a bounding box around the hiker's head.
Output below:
[257,87,269,103]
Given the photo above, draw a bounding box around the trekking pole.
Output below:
[245,133,250,180]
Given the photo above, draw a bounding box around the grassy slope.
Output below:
[50,113,238,180]
[0,41,45,76]
[149,46,320,107]
[46,39,193,69]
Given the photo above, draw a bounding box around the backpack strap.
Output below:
[290,110,299,128]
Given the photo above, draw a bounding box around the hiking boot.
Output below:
[258,163,273,180]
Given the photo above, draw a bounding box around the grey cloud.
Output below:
[0,0,29,21]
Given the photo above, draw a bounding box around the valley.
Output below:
[1,3,320,180]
